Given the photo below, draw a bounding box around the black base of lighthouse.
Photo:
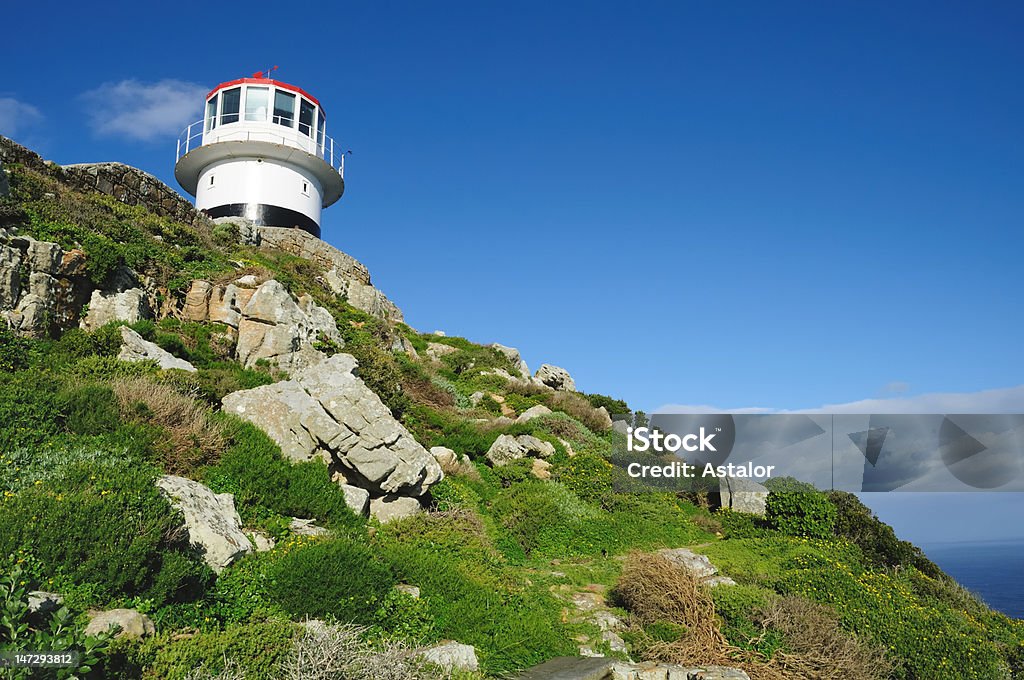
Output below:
[204,203,320,239]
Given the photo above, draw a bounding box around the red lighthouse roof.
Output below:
[206,78,324,115]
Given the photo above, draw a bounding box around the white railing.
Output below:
[175,119,345,178]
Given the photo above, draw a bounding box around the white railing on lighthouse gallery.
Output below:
[175,119,346,178]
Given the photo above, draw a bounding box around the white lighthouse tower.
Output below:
[174,71,345,238]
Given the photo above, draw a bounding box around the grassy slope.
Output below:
[1,160,1022,679]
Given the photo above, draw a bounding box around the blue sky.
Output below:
[2,1,1023,544]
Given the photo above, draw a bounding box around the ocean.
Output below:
[922,539,1024,619]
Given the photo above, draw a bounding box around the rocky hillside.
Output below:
[1,134,1023,680]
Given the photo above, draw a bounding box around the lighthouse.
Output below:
[174,71,345,238]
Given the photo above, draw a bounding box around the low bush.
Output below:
[765,491,837,538]
[268,537,394,623]
[58,384,121,435]
[136,619,296,680]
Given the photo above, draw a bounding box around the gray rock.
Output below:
[425,341,458,361]
[81,288,151,330]
[248,531,275,552]
[236,279,339,370]
[430,446,458,469]
[395,584,421,599]
[289,517,329,536]
[516,404,553,423]
[516,657,615,680]
[517,434,557,459]
[612,420,630,435]
[490,343,531,378]
[27,591,63,621]
[704,575,738,587]
[118,326,197,372]
[486,434,557,466]
[370,495,422,524]
[25,240,62,275]
[339,483,370,516]
[84,609,155,639]
[594,406,614,430]
[0,244,21,309]
[420,641,479,672]
[720,476,769,516]
[657,548,718,579]
[486,434,528,466]
[535,364,576,391]
[223,354,443,498]
[181,280,213,321]
[155,476,252,572]
[608,663,751,680]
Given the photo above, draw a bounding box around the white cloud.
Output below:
[656,384,1024,415]
[80,79,208,141]
[0,97,43,137]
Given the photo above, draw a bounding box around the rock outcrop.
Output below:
[719,477,769,516]
[222,353,442,505]
[155,475,252,572]
[1,230,91,336]
[369,495,423,524]
[118,326,196,371]
[517,404,553,423]
[490,343,531,378]
[235,279,341,370]
[535,364,576,392]
[257,226,403,322]
[63,162,205,226]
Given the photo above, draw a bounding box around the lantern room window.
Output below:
[221,87,241,125]
[299,98,316,137]
[273,90,296,128]
[245,86,269,122]
[205,95,218,131]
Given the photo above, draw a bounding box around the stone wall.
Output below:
[0,135,207,228]
[257,226,371,285]
[62,163,206,226]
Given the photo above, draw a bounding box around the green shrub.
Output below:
[209,419,364,535]
[371,588,435,642]
[0,327,34,370]
[380,541,575,674]
[0,458,209,605]
[583,393,630,418]
[553,453,614,503]
[765,491,837,538]
[269,537,394,623]
[0,370,65,449]
[58,384,121,435]
[827,490,942,577]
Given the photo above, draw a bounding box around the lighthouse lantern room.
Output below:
[174,71,345,238]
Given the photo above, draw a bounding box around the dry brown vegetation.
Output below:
[614,552,892,680]
[111,377,227,474]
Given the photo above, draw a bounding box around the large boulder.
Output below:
[84,609,155,639]
[235,279,341,370]
[1,233,91,336]
[223,353,443,498]
[118,326,196,371]
[535,364,576,392]
[155,475,252,572]
[719,476,769,516]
